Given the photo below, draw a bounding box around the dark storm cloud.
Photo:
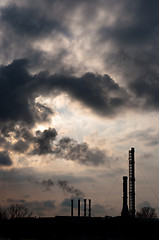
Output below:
[0,124,58,155]
[99,0,159,47]
[1,0,159,155]
[0,59,32,124]
[0,151,12,166]
[1,4,68,38]
[12,140,29,153]
[0,124,34,153]
[129,72,159,110]
[99,0,159,110]
[0,59,53,126]
[55,137,106,166]
[58,180,84,197]
[1,0,159,113]
[34,71,130,117]
[15,127,57,155]
[0,1,70,74]
[0,123,106,166]
[0,59,128,166]
[0,59,129,128]
[32,128,57,155]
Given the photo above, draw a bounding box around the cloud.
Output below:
[32,128,57,155]
[98,1,159,111]
[0,123,107,166]
[55,137,106,166]
[1,0,159,110]
[0,151,12,166]
[0,167,93,186]
[35,72,130,117]
[5,198,56,217]
[1,4,68,38]
[6,198,26,204]
[99,1,159,47]
[0,59,130,130]
[0,59,53,126]
[123,129,159,147]
[34,179,54,191]
[1,57,159,132]
[0,125,57,155]
[12,140,29,153]
[0,167,36,183]
[0,1,71,73]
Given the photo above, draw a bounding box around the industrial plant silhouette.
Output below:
[1,147,159,240]
[69,147,135,219]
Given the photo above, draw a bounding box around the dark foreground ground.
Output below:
[0,216,159,240]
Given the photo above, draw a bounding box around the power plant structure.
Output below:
[70,199,91,217]
[88,199,91,218]
[70,148,136,218]
[129,147,135,217]
[121,147,136,217]
[121,176,129,217]
[84,199,87,217]
[71,199,74,217]
[78,199,80,217]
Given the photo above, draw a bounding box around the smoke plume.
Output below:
[32,178,84,197]
[58,180,84,197]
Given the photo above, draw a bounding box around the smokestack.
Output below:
[71,199,73,217]
[129,147,135,217]
[88,199,91,218]
[121,176,129,217]
[84,199,87,217]
[78,199,80,217]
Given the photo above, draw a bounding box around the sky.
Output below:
[0,0,159,217]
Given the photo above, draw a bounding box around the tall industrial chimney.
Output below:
[121,176,129,217]
[84,199,87,217]
[78,199,80,217]
[71,199,73,217]
[129,147,135,217]
[88,199,91,218]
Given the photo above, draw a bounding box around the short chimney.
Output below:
[84,199,87,217]
[88,199,91,217]
[71,199,73,217]
[78,199,80,217]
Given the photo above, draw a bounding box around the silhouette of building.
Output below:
[121,176,129,217]
[129,147,135,217]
